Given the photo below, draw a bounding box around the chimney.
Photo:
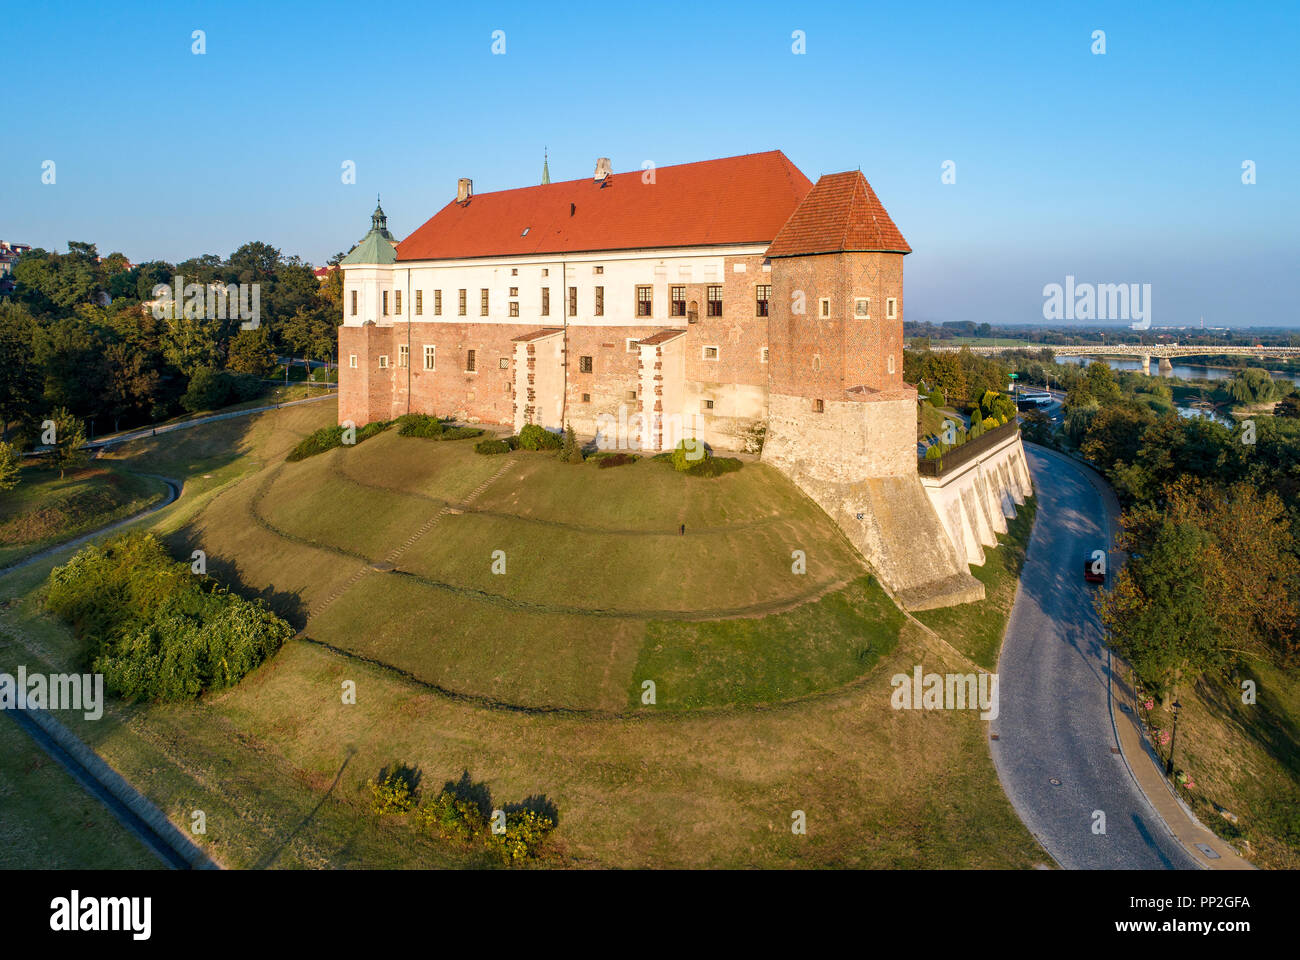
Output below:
[594,157,612,181]
[457,178,473,203]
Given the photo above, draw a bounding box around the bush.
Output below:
[368,767,419,815]
[490,808,557,864]
[45,532,291,702]
[475,437,512,455]
[286,420,392,461]
[441,426,484,440]
[982,415,999,431]
[924,444,943,460]
[594,452,639,469]
[418,789,489,842]
[396,413,444,438]
[684,456,742,478]
[559,423,584,463]
[670,438,707,472]
[517,424,561,451]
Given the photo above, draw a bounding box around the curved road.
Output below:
[991,445,1198,869]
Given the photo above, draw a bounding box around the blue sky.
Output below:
[4,0,1297,327]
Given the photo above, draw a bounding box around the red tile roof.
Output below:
[397,151,813,261]
[637,329,688,346]
[765,171,910,258]
[510,327,565,342]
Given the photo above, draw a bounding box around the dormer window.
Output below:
[521,228,530,237]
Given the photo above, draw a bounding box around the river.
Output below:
[1056,354,1297,387]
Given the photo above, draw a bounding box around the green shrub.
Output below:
[475,438,512,455]
[517,424,561,451]
[670,438,707,472]
[924,444,943,460]
[418,789,489,842]
[982,415,999,431]
[286,420,391,461]
[684,456,742,478]
[396,413,444,438]
[594,452,638,469]
[490,809,557,864]
[559,423,584,463]
[45,532,291,702]
[368,767,419,815]
[441,426,484,440]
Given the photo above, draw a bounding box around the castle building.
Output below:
[337,151,1031,608]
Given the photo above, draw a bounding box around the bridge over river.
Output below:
[927,343,1300,375]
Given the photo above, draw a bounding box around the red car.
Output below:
[1084,556,1106,584]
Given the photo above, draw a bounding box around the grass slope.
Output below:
[0,398,1046,869]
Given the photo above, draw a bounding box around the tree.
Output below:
[103,342,161,431]
[1098,519,1226,699]
[0,302,42,443]
[0,441,21,492]
[227,326,277,378]
[1119,478,1299,666]
[161,312,222,378]
[43,407,88,478]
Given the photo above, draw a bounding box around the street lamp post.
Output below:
[1165,699,1182,776]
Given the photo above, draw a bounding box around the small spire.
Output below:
[542,147,551,185]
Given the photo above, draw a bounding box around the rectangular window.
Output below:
[395,290,402,315]
[637,285,653,317]
[670,285,686,317]
[819,298,831,318]
[509,301,519,317]
[378,355,389,369]
[499,357,509,369]
[626,338,639,353]
[704,399,714,410]
[466,349,476,372]
[594,285,604,316]
[509,287,518,297]
[578,355,593,373]
[593,265,603,274]
[349,353,358,368]
[480,289,489,316]
[423,345,435,371]
[458,289,467,315]
[756,285,771,317]
[703,345,719,360]
[813,398,825,413]
[581,393,591,403]
[541,287,550,316]
[510,268,518,276]
[626,389,637,401]
[886,297,897,319]
[707,285,723,317]
[398,344,409,367]
[382,291,389,316]
[434,290,442,315]
[350,290,357,316]
[855,297,870,318]
[568,286,578,317]
[415,290,423,315]
[760,347,769,363]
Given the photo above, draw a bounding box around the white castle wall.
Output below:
[920,430,1034,566]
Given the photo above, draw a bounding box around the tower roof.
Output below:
[396,151,812,261]
[341,200,398,266]
[764,170,910,258]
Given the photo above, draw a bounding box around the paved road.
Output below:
[991,445,1198,869]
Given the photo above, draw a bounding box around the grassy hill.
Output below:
[0,398,1046,869]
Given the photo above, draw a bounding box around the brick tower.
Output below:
[762,172,983,609]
